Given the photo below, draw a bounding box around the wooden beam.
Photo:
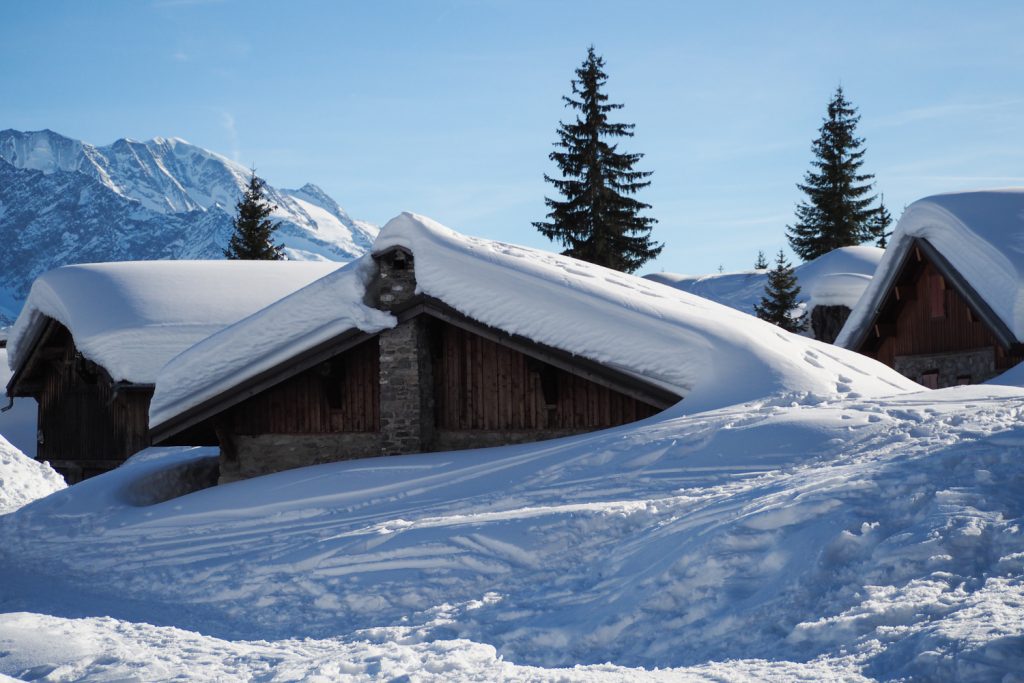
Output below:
[894,285,916,302]
[874,322,895,338]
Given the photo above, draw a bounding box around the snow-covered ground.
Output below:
[2,382,1023,680]
[0,436,63,516]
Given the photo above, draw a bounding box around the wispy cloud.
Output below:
[874,98,1024,129]
[219,110,240,162]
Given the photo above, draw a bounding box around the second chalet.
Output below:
[837,189,1024,387]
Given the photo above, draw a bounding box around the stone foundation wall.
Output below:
[894,346,996,388]
[811,305,852,344]
[221,433,381,483]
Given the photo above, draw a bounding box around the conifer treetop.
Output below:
[534,47,662,274]
[224,170,286,261]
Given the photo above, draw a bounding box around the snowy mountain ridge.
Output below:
[0,129,378,324]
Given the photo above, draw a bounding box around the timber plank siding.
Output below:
[33,324,151,482]
[228,337,380,435]
[433,321,658,432]
[860,251,1024,383]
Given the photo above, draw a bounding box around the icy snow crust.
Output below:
[838,189,1024,348]
[7,260,341,384]
[646,245,883,316]
[151,214,914,428]
[3,386,1024,680]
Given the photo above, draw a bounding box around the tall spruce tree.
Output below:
[786,86,877,261]
[754,250,806,333]
[224,170,285,260]
[754,250,768,270]
[533,47,661,273]
[870,195,894,248]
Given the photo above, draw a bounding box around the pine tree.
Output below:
[224,170,285,260]
[754,250,806,333]
[786,86,877,261]
[754,250,768,270]
[870,195,893,248]
[533,47,661,273]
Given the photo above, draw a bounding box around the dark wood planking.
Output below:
[434,321,657,431]
[867,258,1023,371]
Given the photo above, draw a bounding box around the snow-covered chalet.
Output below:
[5,261,339,482]
[837,190,1024,387]
[149,213,917,484]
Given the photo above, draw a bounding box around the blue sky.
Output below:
[3,0,1024,274]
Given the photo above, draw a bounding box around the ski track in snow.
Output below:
[1,387,1024,680]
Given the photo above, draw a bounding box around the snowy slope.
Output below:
[2,384,1022,680]
[0,436,63,515]
[7,260,341,385]
[646,245,884,317]
[150,213,916,428]
[838,189,1024,348]
[0,129,378,324]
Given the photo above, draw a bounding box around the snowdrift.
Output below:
[0,436,63,515]
[4,384,1024,680]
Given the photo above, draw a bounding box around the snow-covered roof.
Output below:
[8,261,343,385]
[150,213,917,431]
[645,246,883,317]
[837,189,1024,349]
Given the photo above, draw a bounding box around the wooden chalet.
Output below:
[150,245,680,483]
[5,261,339,483]
[838,191,1024,388]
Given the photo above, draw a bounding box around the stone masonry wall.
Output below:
[894,346,996,388]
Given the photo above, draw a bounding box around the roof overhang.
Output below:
[150,295,682,445]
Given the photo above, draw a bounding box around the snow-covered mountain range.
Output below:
[0,129,378,324]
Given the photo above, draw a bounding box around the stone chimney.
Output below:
[371,246,434,455]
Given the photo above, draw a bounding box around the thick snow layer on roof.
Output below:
[374,214,913,412]
[7,261,341,385]
[837,189,1024,347]
[645,245,883,316]
[0,435,64,515]
[151,214,913,430]
[149,258,396,427]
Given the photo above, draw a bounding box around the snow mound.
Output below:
[8,260,342,384]
[0,435,64,515]
[4,385,1024,679]
[646,245,883,315]
[838,189,1024,348]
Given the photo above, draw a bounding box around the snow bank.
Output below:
[0,435,63,515]
[646,245,883,316]
[838,189,1024,348]
[148,258,396,427]
[4,384,1024,679]
[7,260,341,384]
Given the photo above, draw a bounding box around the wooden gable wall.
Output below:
[431,319,658,431]
[227,337,380,435]
[860,250,1024,375]
[32,324,151,481]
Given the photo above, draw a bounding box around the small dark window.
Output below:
[929,273,946,318]
[956,374,971,385]
[920,370,939,389]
